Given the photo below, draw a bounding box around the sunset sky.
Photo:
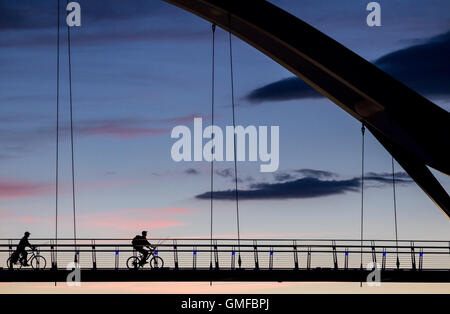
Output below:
[0,0,449,293]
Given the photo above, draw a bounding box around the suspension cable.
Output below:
[67,0,78,261]
[209,23,216,272]
[360,123,365,287]
[228,28,242,268]
[54,0,61,276]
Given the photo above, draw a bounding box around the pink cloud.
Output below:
[83,216,185,230]
[0,179,51,199]
[78,124,169,139]
[78,207,195,231]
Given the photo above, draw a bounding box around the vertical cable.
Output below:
[360,123,365,287]
[55,0,60,278]
[209,24,216,274]
[228,27,241,268]
[67,0,78,261]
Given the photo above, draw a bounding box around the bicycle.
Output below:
[126,248,164,270]
[7,249,47,270]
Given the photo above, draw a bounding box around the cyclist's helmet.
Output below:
[24,231,30,237]
[142,230,148,237]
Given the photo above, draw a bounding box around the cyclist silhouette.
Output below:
[13,231,35,266]
[132,231,155,266]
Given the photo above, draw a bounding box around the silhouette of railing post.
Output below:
[91,240,97,270]
[418,249,423,271]
[344,248,349,270]
[332,240,338,270]
[50,240,57,270]
[382,248,386,270]
[231,246,236,270]
[114,246,119,270]
[371,241,377,269]
[411,241,416,271]
[214,240,219,270]
[8,240,12,258]
[307,246,311,270]
[193,246,197,270]
[293,241,299,270]
[173,240,179,270]
[253,240,259,270]
[269,247,273,270]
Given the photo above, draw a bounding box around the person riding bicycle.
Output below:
[132,231,155,266]
[14,231,35,266]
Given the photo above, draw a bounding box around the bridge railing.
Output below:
[0,238,448,271]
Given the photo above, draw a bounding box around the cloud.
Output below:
[195,171,413,201]
[0,179,52,199]
[80,207,195,231]
[295,169,337,179]
[215,168,233,178]
[246,77,321,103]
[184,168,199,175]
[76,122,169,139]
[196,177,360,200]
[245,30,450,103]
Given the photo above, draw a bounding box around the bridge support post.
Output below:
[307,247,311,270]
[332,241,338,270]
[8,240,12,258]
[174,240,179,270]
[253,240,259,270]
[193,246,197,270]
[115,246,119,270]
[371,241,377,269]
[418,249,423,271]
[231,246,236,270]
[214,241,219,270]
[91,240,97,270]
[269,247,274,270]
[411,241,416,271]
[344,249,349,270]
[293,241,299,270]
[50,240,57,270]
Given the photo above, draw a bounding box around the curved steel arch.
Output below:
[164,0,450,218]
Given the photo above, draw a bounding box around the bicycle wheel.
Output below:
[126,256,141,270]
[31,256,47,270]
[6,257,22,269]
[150,256,164,269]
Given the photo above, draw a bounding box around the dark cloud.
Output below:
[295,169,336,179]
[195,171,413,201]
[245,77,321,103]
[273,172,295,182]
[185,168,199,175]
[215,168,233,178]
[365,171,413,186]
[196,177,360,200]
[245,30,450,103]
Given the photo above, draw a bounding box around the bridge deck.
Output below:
[1,268,449,283]
[1,238,448,282]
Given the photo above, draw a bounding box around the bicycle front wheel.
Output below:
[126,256,141,270]
[31,256,47,270]
[150,256,164,269]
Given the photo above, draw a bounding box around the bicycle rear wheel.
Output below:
[126,256,141,270]
[31,256,47,270]
[7,257,22,269]
[150,256,164,269]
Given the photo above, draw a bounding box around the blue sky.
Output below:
[0,0,449,241]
